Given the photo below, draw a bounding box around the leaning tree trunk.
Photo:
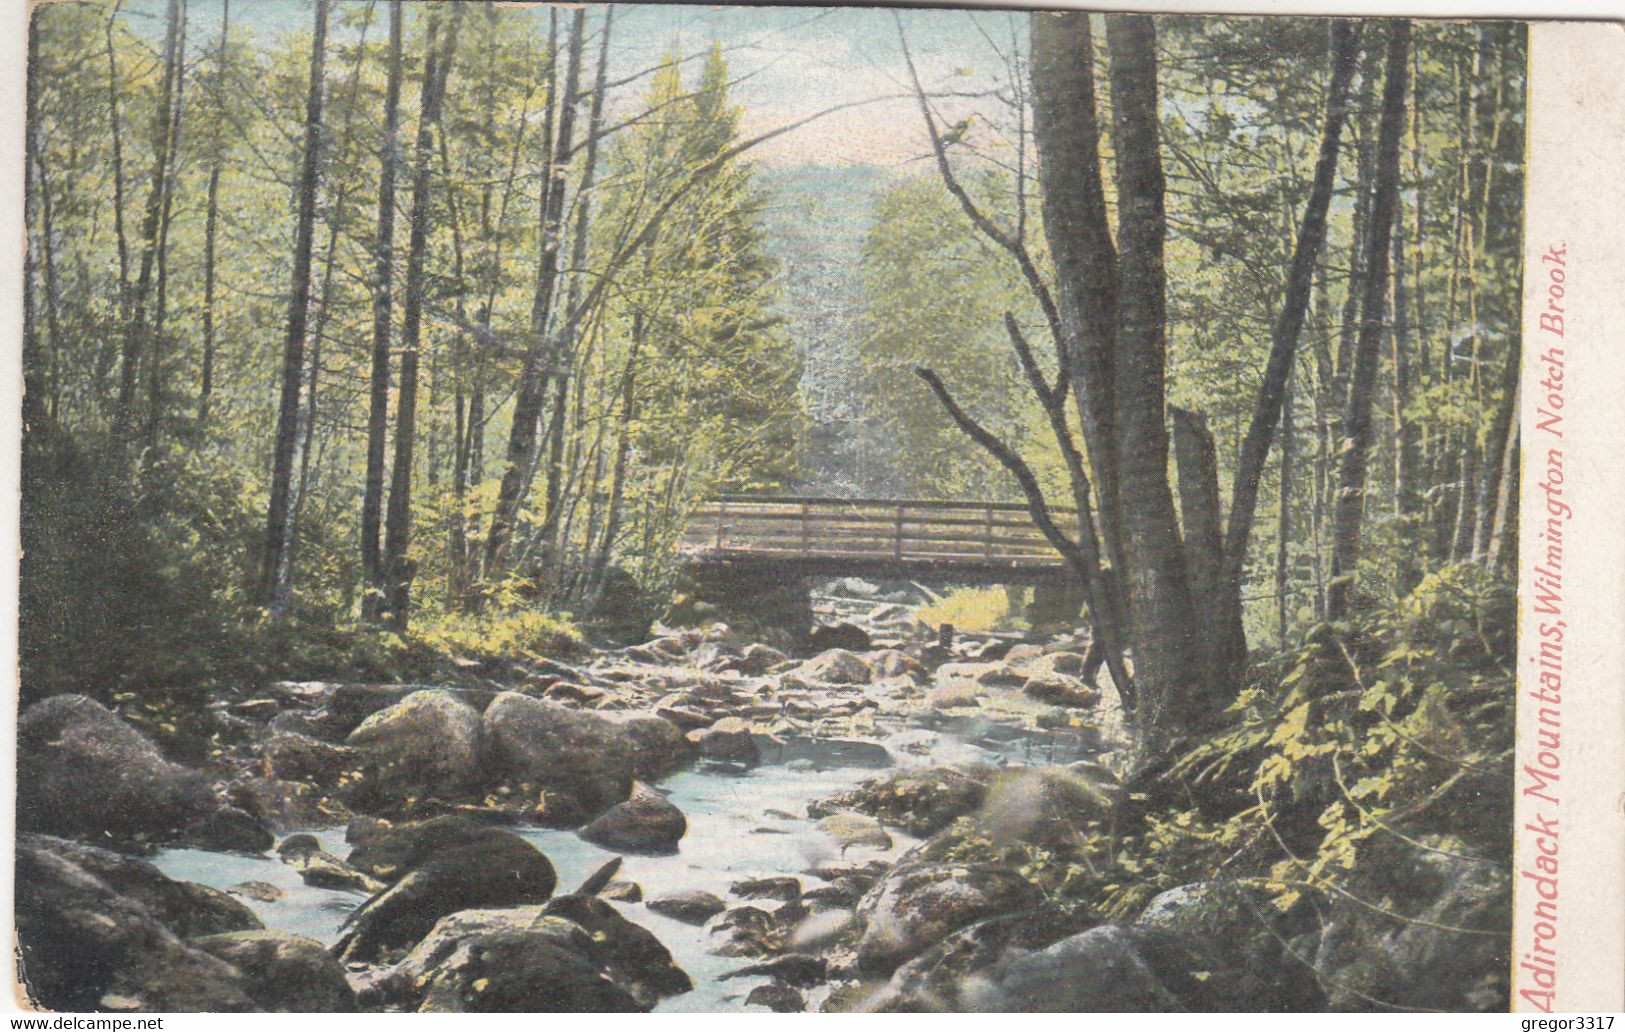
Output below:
[360,1,403,623]
[382,9,462,630]
[260,0,329,607]
[484,8,585,579]
[1218,20,1360,669]
[1327,20,1411,619]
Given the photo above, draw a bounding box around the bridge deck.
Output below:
[681,496,1076,581]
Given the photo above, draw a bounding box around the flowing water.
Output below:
[152,721,1097,1011]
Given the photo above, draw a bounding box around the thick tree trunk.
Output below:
[1029,12,1130,595]
[1172,407,1243,682]
[260,0,329,607]
[484,9,585,578]
[1327,21,1410,619]
[382,9,462,630]
[1104,15,1208,729]
[360,2,403,623]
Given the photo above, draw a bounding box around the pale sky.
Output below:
[122,0,1029,170]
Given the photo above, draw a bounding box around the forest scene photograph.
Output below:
[16,0,1525,1013]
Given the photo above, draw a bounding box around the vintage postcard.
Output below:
[7,0,1624,1015]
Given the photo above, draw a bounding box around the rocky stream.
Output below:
[14,582,1505,1012]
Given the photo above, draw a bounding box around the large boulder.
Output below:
[192,931,358,1012]
[866,649,924,681]
[24,835,260,939]
[15,836,255,1012]
[962,924,1189,1011]
[404,914,641,1012]
[541,894,693,1004]
[730,643,790,675]
[646,890,726,925]
[1311,842,1511,1011]
[18,695,217,844]
[178,806,276,854]
[381,902,687,1013]
[855,861,1043,973]
[792,649,873,686]
[481,693,692,819]
[1022,674,1100,708]
[263,731,360,786]
[810,765,992,837]
[345,690,483,809]
[1135,880,1323,1011]
[865,907,1095,1011]
[325,684,420,735]
[687,716,760,765]
[337,817,558,961]
[578,782,687,853]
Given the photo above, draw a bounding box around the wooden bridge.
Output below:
[680,496,1078,584]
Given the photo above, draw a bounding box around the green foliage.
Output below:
[412,608,583,664]
[19,422,253,704]
[854,175,1062,501]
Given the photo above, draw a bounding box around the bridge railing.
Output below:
[681,496,1077,568]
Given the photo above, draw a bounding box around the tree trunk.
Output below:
[360,1,403,622]
[382,8,462,630]
[115,0,183,443]
[1327,20,1410,619]
[1486,415,1519,570]
[1103,15,1208,729]
[260,0,329,607]
[104,3,133,340]
[1172,407,1243,682]
[1276,368,1295,643]
[1391,222,1417,519]
[484,8,585,578]
[587,310,644,607]
[1220,20,1360,636]
[28,32,63,423]
[198,0,230,426]
[1474,341,1520,560]
[1029,11,1130,596]
[539,9,614,581]
[145,0,188,453]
